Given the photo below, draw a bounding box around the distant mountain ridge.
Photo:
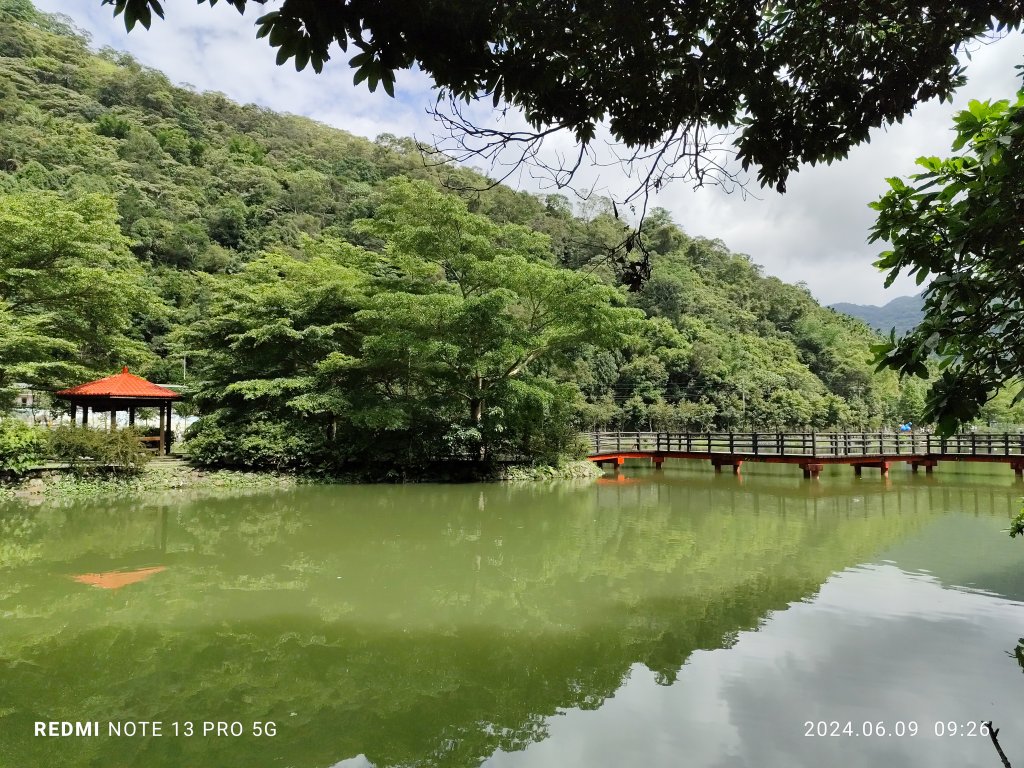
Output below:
[830,293,924,335]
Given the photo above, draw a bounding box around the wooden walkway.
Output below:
[587,431,1024,479]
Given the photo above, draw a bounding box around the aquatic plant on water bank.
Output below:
[499,460,604,482]
[1,457,601,500]
[3,462,298,501]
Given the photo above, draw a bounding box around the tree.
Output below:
[895,380,927,426]
[98,0,1024,200]
[181,180,642,470]
[870,83,1024,432]
[353,178,642,460]
[0,191,155,402]
[177,242,368,470]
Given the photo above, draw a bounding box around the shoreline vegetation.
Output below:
[0,457,604,501]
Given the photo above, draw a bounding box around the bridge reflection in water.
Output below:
[588,431,1024,479]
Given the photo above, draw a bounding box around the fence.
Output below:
[587,431,1024,458]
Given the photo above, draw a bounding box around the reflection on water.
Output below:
[71,566,167,590]
[486,563,1024,768]
[0,463,1022,767]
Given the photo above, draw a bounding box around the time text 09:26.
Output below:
[804,721,992,737]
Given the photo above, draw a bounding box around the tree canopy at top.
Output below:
[100,0,1024,194]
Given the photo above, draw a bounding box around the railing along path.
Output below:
[586,431,1024,479]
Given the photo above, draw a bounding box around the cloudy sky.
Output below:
[34,1,1024,305]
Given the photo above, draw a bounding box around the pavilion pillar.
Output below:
[165,400,173,455]
[110,409,117,431]
[128,407,136,427]
[167,399,176,454]
[158,403,167,456]
[81,404,88,427]
[70,404,77,425]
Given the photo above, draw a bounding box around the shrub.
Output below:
[48,426,150,476]
[185,415,314,470]
[0,419,48,475]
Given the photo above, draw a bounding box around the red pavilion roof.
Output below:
[55,367,180,400]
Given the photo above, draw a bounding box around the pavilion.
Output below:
[55,367,181,456]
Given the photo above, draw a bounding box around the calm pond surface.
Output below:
[1,462,1023,767]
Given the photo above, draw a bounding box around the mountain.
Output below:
[0,0,911,463]
[830,293,924,336]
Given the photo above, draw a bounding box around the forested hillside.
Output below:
[0,1,926,471]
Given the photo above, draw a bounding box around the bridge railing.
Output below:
[587,431,1024,458]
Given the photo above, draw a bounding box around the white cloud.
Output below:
[37,0,436,137]
[34,2,1024,304]
[651,33,1024,305]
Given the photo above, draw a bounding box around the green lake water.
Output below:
[1,461,1023,767]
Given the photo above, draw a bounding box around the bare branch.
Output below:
[986,722,1013,768]
[421,93,746,214]
[415,94,749,289]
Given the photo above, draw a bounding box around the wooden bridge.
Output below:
[586,431,1024,479]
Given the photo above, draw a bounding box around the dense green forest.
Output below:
[4,1,1007,473]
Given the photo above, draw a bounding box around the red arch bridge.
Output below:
[586,431,1024,479]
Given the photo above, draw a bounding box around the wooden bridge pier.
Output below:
[801,462,824,479]
[712,458,742,474]
[853,461,890,478]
